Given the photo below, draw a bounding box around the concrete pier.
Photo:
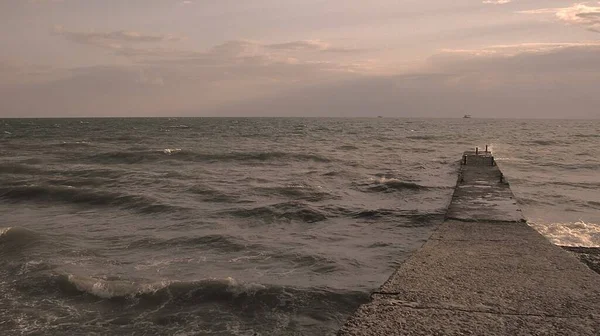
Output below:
[339,149,600,335]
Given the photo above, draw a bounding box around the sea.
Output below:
[1,118,599,335]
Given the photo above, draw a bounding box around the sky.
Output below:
[1,0,599,118]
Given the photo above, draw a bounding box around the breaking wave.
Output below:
[38,274,370,312]
[528,221,600,248]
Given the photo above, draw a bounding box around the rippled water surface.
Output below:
[1,118,599,335]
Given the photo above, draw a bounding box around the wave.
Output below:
[187,185,246,203]
[549,181,600,190]
[43,274,370,313]
[572,134,600,139]
[224,201,328,223]
[0,163,46,175]
[0,185,184,214]
[354,177,429,193]
[336,145,358,151]
[254,185,336,202]
[0,227,40,249]
[406,135,441,140]
[55,141,92,148]
[0,163,127,182]
[351,209,445,226]
[529,139,563,146]
[410,148,436,153]
[86,150,331,165]
[62,167,128,180]
[537,161,600,171]
[127,234,253,252]
[588,201,600,209]
[163,148,182,154]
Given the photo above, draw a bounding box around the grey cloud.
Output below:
[0,65,238,117]
[55,32,362,72]
[0,53,361,117]
[89,39,370,81]
[52,26,184,50]
[0,61,64,88]
[265,40,328,51]
[214,74,599,119]
[576,12,600,32]
[429,44,600,74]
[115,39,364,63]
[111,40,260,62]
[265,40,365,53]
[3,44,600,118]
[211,45,600,118]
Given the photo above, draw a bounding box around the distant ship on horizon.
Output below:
[463,114,472,119]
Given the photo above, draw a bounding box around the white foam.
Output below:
[0,227,12,236]
[61,141,90,145]
[163,148,182,155]
[18,260,45,275]
[67,274,137,298]
[528,220,600,247]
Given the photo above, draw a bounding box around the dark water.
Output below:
[1,118,599,335]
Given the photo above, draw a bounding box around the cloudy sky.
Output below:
[1,0,599,118]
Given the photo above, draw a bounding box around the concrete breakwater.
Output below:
[339,148,600,335]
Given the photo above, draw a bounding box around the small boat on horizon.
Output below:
[463,114,472,119]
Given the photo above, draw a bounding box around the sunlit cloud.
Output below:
[482,0,512,5]
[519,3,600,33]
[440,41,600,57]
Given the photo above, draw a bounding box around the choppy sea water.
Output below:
[1,118,598,335]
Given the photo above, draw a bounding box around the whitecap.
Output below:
[0,227,12,236]
[163,148,182,155]
[67,274,138,299]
